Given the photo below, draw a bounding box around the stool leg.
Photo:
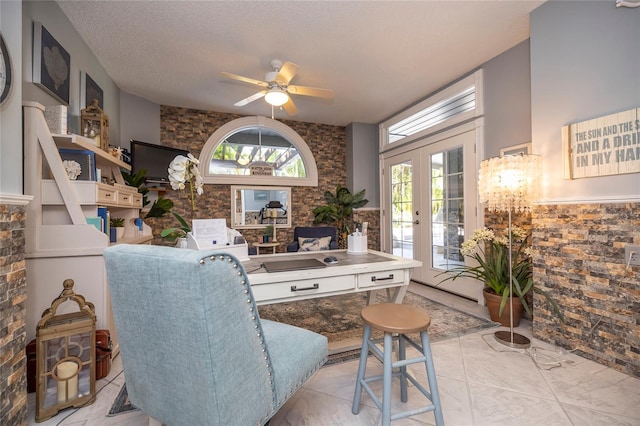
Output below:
[352,324,372,414]
[420,331,444,426]
[382,332,393,426]
[398,334,408,403]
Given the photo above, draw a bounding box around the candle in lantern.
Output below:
[56,361,79,402]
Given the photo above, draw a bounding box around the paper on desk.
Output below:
[192,219,228,245]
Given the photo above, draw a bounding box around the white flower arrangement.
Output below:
[168,153,203,209]
[63,160,82,180]
[161,153,204,242]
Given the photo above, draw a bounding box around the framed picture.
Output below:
[33,22,70,105]
[500,142,531,157]
[254,190,268,201]
[80,71,103,109]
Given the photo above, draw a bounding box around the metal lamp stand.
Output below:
[494,200,531,349]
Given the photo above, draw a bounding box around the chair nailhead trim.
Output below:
[210,256,215,261]
[199,259,205,264]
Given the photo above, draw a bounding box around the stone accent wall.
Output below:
[532,202,639,378]
[155,107,347,249]
[0,203,28,425]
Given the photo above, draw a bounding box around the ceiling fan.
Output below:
[220,59,334,115]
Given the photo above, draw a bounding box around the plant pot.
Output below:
[115,227,125,240]
[176,237,188,249]
[483,288,523,327]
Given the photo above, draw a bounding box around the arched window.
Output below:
[199,116,318,186]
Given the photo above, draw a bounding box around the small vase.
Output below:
[176,237,188,249]
[483,288,523,327]
[115,227,125,241]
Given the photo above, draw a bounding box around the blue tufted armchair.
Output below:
[104,244,327,426]
[286,226,339,252]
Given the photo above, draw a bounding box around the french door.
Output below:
[382,129,482,301]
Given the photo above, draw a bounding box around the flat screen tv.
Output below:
[131,140,188,184]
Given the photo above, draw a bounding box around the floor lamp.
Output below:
[478,154,541,349]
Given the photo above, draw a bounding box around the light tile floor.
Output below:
[27,284,640,426]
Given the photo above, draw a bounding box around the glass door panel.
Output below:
[390,161,414,259]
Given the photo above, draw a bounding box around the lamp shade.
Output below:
[478,154,541,213]
[264,88,289,106]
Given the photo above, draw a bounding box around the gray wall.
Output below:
[530,1,640,202]
[0,0,23,195]
[483,40,532,159]
[346,122,379,207]
[120,91,161,150]
[22,1,121,145]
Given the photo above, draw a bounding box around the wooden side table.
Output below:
[253,242,279,255]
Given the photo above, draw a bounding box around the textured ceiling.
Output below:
[57,1,545,126]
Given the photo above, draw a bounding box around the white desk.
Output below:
[243,250,421,305]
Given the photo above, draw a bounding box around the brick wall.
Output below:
[532,202,639,378]
[153,107,347,249]
[0,203,28,425]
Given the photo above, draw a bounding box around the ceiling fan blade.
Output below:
[282,98,298,115]
[288,84,334,99]
[234,90,266,107]
[220,71,268,87]
[275,62,300,84]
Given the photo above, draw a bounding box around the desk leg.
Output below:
[388,284,409,303]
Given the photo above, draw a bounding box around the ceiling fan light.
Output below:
[265,88,289,106]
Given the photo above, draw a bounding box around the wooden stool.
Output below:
[352,303,444,426]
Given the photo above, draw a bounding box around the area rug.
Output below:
[109,289,497,416]
[259,289,497,346]
[107,384,137,417]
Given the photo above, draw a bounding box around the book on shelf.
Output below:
[86,217,102,231]
[58,148,97,181]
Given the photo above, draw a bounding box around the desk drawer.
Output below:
[252,275,356,302]
[97,185,117,204]
[358,269,404,289]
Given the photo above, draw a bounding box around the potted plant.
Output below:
[439,226,561,326]
[263,225,274,243]
[109,217,126,241]
[160,153,203,248]
[312,185,368,248]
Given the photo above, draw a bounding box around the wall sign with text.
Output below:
[562,107,639,179]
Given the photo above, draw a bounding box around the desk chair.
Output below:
[104,244,327,426]
[286,226,339,252]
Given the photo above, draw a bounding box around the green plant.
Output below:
[264,224,274,237]
[438,226,563,320]
[159,212,191,241]
[121,169,150,207]
[122,169,174,219]
[110,217,125,227]
[146,196,174,218]
[312,185,368,236]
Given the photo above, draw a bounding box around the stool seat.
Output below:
[353,303,444,425]
[361,303,431,334]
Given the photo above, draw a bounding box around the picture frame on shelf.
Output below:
[80,71,103,109]
[500,142,531,157]
[33,22,70,105]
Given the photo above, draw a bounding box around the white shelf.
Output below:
[23,102,148,355]
[52,133,131,171]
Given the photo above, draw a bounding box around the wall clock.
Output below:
[0,32,12,105]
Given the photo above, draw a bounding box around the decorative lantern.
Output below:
[35,279,97,422]
[80,99,109,151]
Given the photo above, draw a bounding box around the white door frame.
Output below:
[380,119,485,302]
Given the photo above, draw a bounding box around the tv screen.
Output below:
[131,140,188,184]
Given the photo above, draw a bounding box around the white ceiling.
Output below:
[57,0,545,127]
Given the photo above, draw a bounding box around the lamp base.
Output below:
[494,330,531,349]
